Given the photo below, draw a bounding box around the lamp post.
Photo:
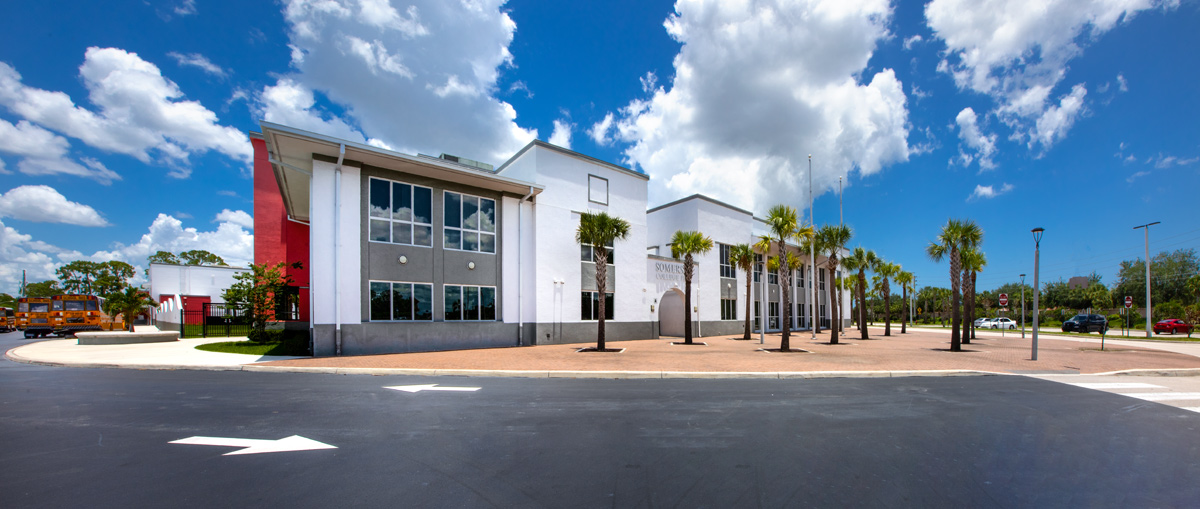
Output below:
[809,154,816,340]
[1031,228,1044,361]
[1133,222,1160,338]
[1019,273,1026,339]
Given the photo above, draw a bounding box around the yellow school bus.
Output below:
[51,294,105,337]
[0,307,13,332]
[18,297,53,338]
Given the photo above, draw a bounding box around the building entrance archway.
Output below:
[658,289,685,337]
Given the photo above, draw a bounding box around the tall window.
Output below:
[820,303,828,328]
[444,191,496,253]
[581,239,614,264]
[768,301,779,329]
[581,291,614,320]
[799,264,805,288]
[819,268,826,291]
[369,178,432,246]
[721,298,737,320]
[719,244,734,278]
[444,285,497,321]
[754,302,761,331]
[753,254,763,282]
[369,281,433,321]
[768,264,778,285]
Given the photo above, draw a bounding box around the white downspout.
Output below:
[517,186,534,346]
[334,144,345,356]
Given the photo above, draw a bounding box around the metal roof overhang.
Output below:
[259,122,543,223]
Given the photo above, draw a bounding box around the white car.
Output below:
[976,318,994,328]
[989,317,1017,330]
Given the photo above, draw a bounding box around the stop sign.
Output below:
[999,293,1008,306]
[1125,296,1133,308]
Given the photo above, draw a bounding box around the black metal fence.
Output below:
[181,303,252,338]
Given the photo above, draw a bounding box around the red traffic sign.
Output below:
[998,293,1008,307]
[1124,296,1133,308]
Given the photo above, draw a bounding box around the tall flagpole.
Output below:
[809,155,816,340]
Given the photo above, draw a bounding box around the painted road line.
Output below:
[1123,392,1200,402]
[170,435,337,455]
[385,384,481,393]
[1069,383,1166,390]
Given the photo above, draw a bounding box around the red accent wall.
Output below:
[253,136,311,321]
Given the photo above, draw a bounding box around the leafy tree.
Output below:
[728,243,756,340]
[57,261,100,294]
[1186,274,1200,305]
[843,247,879,339]
[816,224,852,344]
[671,230,714,345]
[224,261,304,339]
[895,270,914,333]
[754,205,813,352]
[927,219,983,352]
[94,261,135,296]
[1114,249,1199,307]
[1185,306,1200,338]
[179,250,227,266]
[103,287,157,331]
[24,280,62,298]
[148,251,181,265]
[0,293,15,309]
[575,212,630,351]
[874,260,898,337]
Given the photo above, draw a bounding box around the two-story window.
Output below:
[581,291,614,320]
[718,244,734,278]
[369,281,433,321]
[753,254,763,283]
[444,285,497,321]
[369,178,433,246]
[819,268,826,291]
[581,239,614,264]
[444,191,496,253]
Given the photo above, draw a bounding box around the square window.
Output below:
[480,233,496,253]
[370,220,390,243]
[463,231,479,251]
[588,175,608,205]
[444,229,461,250]
[392,223,412,245]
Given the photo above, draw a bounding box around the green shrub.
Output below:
[248,329,283,343]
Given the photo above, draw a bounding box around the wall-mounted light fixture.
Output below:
[468,261,476,270]
[398,255,408,265]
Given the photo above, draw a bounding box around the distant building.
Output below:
[1068,276,1090,290]
[148,263,249,316]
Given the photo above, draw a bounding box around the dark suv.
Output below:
[1061,314,1108,333]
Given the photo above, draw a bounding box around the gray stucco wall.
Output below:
[313,322,520,356]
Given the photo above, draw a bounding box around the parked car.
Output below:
[1153,319,1193,335]
[973,317,988,327]
[977,318,996,329]
[1061,314,1108,333]
[990,317,1017,330]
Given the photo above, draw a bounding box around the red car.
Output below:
[1153,319,1193,334]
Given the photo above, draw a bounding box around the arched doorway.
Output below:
[658,289,685,337]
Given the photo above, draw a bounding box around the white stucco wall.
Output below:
[148,263,248,303]
[310,159,362,326]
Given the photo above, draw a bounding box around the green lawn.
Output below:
[195,339,310,356]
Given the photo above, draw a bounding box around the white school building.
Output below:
[255,122,851,356]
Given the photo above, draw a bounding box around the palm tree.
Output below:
[670,230,714,345]
[842,247,879,340]
[817,224,853,344]
[875,261,898,336]
[895,270,914,334]
[103,287,157,332]
[728,244,756,340]
[926,219,983,352]
[576,211,631,351]
[960,248,987,343]
[754,205,813,352]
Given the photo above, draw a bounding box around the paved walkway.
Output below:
[7,327,1200,379]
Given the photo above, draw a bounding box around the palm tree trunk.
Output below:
[596,252,607,350]
[743,275,751,340]
[858,270,869,339]
[683,257,693,345]
[829,264,838,344]
[780,266,791,347]
[970,272,978,340]
[884,281,892,336]
[961,267,971,345]
[901,285,908,334]
[950,247,962,351]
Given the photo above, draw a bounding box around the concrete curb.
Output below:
[1092,368,1200,377]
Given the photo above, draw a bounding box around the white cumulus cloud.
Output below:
[0,47,251,174]
[0,185,109,226]
[549,119,573,149]
[263,0,536,165]
[167,52,228,78]
[953,107,997,170]
[601,0,910,212]
[926,0,1174,150]
[214,209,254,230]
[969,182,1014,200]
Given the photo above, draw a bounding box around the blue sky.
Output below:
[0,0,1196,296]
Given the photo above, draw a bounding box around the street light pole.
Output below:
[1031,228,1044,361]
[809,155,816,340]
[1020,273,1026,339]
[1133,222,1160,338]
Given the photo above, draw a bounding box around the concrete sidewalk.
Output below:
[7,327,1200,379]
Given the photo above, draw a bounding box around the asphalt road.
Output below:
[3,334,1200,507]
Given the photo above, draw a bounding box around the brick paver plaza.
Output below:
[262,327,1200,375]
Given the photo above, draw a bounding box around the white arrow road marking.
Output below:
[385,384,481,393]
[170,435,337,455]
[1070,383,1165,390]
[1123,392,1200,402]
